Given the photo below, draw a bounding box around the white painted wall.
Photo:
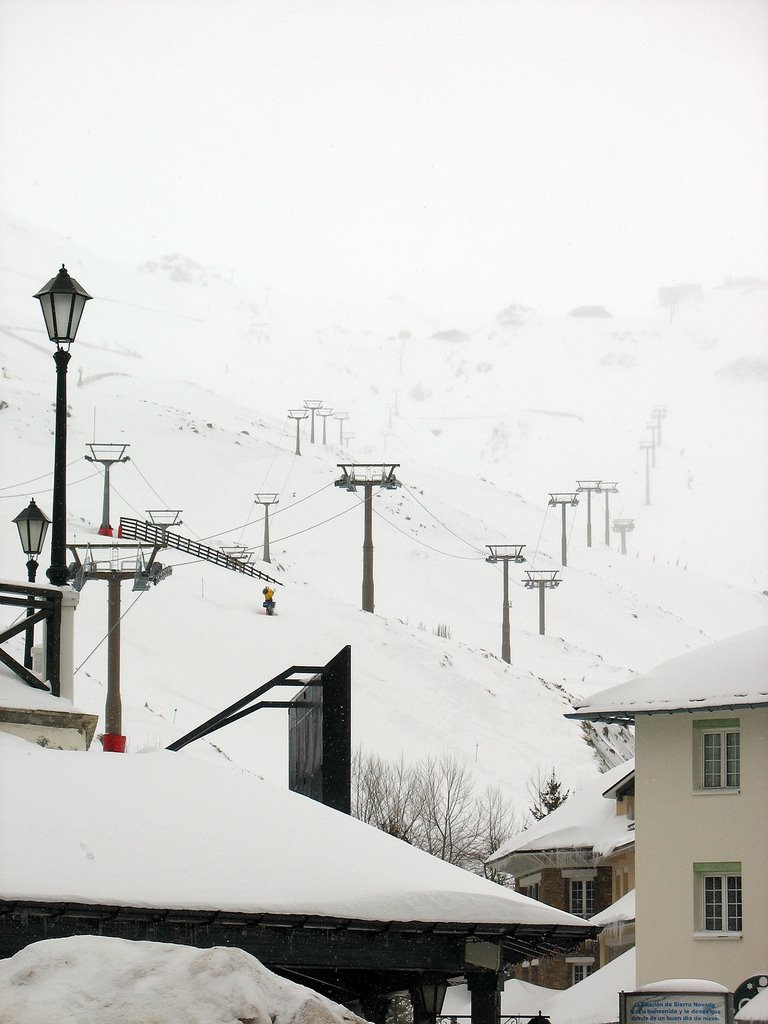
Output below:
[635,708,768,990]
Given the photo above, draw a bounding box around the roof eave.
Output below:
[566,700,768,723]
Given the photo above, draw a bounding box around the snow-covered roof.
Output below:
[589,888,635,927]
[0,935,364,1024]
[0,733,588,929]
[568,628,768,721]
[487,759,634,868]
[539,947,635,1024]
[737,988,768,1023]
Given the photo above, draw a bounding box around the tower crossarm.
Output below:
[335,463,401,490]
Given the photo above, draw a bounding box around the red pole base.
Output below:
[102,733,126,753]
[98,525,114,537]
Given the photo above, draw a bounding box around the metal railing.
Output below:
[119,518,280,585]
[0,581,61,695]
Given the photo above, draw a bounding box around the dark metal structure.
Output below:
[167,647,351,814]
[0,581,61,694]
[119,517,280,585]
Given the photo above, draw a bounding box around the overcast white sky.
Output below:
[1,0,767,319]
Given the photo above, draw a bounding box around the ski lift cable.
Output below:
[400,485,487,554]
[129,459,205,541]
[529,503,550,570]
[166,501,362,567]
[0,470,101,501]
[73,589,148,676]
[193,481,336,546]
[0,456,85,492]
[237,417,291,545]
[368,503,486,561]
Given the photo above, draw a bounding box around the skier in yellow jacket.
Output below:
[262,586,275,615]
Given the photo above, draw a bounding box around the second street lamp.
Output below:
[34,265,92,586]
[13,498,51,668]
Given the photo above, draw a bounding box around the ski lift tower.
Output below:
[67,541,172,751]
[333,411,349,445]
[335,464,400,613]
[146,509,183,533]
[84,443,130,536]
[254,493,279,563]
[596,481,619,547]
[548,492,579,566]
[523,569,561,636]
[652,405,667,447]
[303,400,324,444]
[576,480,602,548]
[316,407,335,445]
[640,442,654,505]
[645,422,658,467]
[485,544,526,664]
[288,409,309,456]
[612,517,635,555]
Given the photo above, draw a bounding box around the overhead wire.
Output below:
[0,456,85,492]
[73,589,148,676]
[401,485,487,554]
[0,470,101,500]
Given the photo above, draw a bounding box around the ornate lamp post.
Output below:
[34,266,92,585]
[13,499,51,668]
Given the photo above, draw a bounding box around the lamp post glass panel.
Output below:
[34,266,92,586]
[13,500,51,668]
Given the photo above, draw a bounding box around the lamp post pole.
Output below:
[34,266,92,587]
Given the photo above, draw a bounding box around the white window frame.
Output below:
[571,962,594,984]
[694,862,742,936]
[693,719,740,792]
[569,878,595,918]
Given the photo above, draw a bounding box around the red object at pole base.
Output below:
[98,525,114,537]
[102,733,126,752]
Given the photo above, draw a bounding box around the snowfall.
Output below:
[1,214,767,1021]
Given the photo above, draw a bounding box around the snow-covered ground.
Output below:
[1,215,767,816]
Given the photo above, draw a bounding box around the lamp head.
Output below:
[34,265,92,347]
[13,499,51,558]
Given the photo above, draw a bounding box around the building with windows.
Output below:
[567,627,768,991]
[486,758,635,988]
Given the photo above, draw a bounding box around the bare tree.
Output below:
[415,753,480,869]
[352,748,518,885]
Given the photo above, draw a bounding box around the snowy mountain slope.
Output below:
[1,214,767,816]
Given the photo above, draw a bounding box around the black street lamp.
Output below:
[13,498,51,667]
[34,265,92,586]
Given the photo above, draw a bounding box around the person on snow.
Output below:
[262,586,275,614]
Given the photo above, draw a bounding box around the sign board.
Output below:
[620,991,733,1024]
